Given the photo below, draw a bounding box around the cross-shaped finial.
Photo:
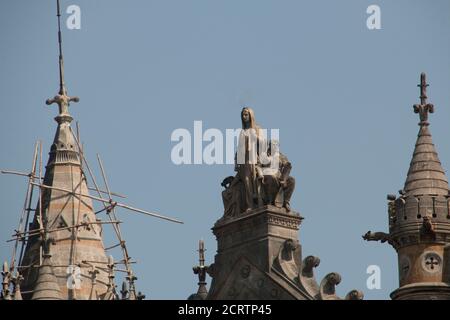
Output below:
[193,240,208,284]
[413,73,434,126]
[191,239,209,299]
[46,93,79,118]
[46,0,79,121]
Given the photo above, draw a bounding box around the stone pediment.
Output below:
[208,256,310,300]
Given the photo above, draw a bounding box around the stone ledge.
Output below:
[213,205,303,231]
[391,282,450,300]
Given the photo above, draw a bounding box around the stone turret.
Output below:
[364,73,450,300]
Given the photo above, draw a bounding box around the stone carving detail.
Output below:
[270,288,279,298]
[298,256,320,298]
[267,215,301,229]
[314,271,364,300]
[292,255,363,300]
[302,256,320,278]
[319,272,342,300]
[363,231,390,243]
[399,255,411,281]
[258,140,295,212]
[421,216,435,236]
[206,263,215,278]
[272,239,301,282]
[221,108,296,217]
[345,290,364,300]
[256,278,264,288]
[240,265,251,279]
[421,252,442,273]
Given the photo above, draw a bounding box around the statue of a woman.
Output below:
[236,107,265,212]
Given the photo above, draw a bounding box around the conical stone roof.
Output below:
[403,73,449,197]
[31,254,62,300]
[404,125,449,197]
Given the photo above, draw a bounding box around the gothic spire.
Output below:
[403,73,449,197]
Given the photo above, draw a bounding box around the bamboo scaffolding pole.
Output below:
[38,141,44,266]
[7,220,122,242]
[74,121,83,267]
[11,141,39,272]
[69,154,78,272]
[97,154,133,278]
[2,123,184,296]
[94,206,112,215]
[0,170,127,199]
[80,260,135,266]
[69,127,137,291]
[29,182,183,223]
[16,259,134,270]
[104,242,124,251]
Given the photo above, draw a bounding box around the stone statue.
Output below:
[235,107,265,212]
[258,140,295,211]
[221,109,296,216]
[221,175,244,217]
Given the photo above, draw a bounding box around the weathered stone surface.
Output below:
[31,254,62,300]
[20,108,109,300]
[364,73,450,300]
[207,205,361,300]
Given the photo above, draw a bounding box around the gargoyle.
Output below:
[362,231,390,243]
[421,216,435,235]
[319,272,342,300]
[298,256,321,298]
[319,273,364,300]
[301,256,320,278]
[345,290,364,300]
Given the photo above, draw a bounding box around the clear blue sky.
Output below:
[1,0,450,300]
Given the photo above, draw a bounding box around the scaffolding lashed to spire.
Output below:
[1,0,182,300]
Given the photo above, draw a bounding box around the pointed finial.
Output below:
[126,270,138,300]
[102,255,118,300]
[137,291,146,300]
[192,240,209,299]
[198,239,205,267]
[120,280,129,300]
[107,255,115,270]
[46,0,79,121]
[107,255,115,281]
[11,272,23,300]
[413,73,434,126]
[419,72,429,105]
[89,266,100,285]
[1,261,11,300]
